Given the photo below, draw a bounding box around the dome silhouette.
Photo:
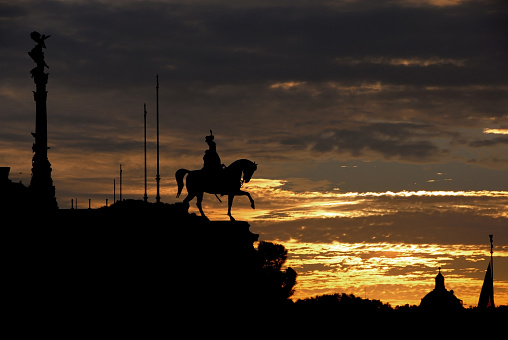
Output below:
[420,268,463,312]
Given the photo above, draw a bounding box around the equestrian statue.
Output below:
[176,131,257,221]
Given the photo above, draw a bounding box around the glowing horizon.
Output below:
[181,178,508,307]
[273,240,507,307]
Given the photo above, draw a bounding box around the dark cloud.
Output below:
[0,2,27,20]
[282,121,447,161]
[469,136,508,147]
[2,0,507,88]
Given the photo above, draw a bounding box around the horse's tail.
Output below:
[175,169,189,198]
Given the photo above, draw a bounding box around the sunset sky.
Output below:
[1,0,507,307]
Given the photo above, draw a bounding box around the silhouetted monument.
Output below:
[28,31,57,209]
[478,234,495,309]
[420,268,463,312]
[175,131,257,221]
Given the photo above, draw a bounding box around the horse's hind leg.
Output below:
[183,193,195,205]
[228,194,235,221]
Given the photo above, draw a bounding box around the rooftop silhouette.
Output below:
[419,267,463,312]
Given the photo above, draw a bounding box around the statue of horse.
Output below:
[175,159,257,221]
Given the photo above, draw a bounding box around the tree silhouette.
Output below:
[294,293,393,313]
[258,241,288,271]
[256,241,297,304]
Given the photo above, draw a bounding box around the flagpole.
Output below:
[143,103,148,203]
[155,75,161,203]
[120,164,122,202]
[490,234,494,288]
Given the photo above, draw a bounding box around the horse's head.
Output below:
[242,161,257,183]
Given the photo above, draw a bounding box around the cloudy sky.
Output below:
[1,0,507,306]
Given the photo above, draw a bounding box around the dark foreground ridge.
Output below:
[6,200,258,300]
[4,200,506,333]
[4,200,297,327]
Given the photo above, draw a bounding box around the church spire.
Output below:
[478,235,495,309]
[435,267,445,291]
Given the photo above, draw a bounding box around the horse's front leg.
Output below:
[227,190,255,222]
[239,190,255,209]
[228,194,235,221]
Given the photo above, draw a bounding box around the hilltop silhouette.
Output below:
[4,201,296,326]
[3,197,507,335]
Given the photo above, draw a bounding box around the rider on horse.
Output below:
[202,130,225,186]
[175,131,257,220]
